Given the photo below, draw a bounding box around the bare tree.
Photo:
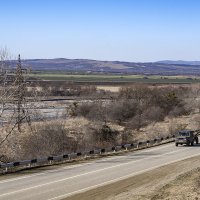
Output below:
[14,55,31,131]
[0,47,10,119]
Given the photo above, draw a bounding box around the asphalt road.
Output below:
[0,142,200,200]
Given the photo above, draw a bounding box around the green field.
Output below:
[32,73,200,84]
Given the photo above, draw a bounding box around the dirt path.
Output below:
[65,155,200,200]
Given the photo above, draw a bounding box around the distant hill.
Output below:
[10,58,200,75]
[157,60,200,65]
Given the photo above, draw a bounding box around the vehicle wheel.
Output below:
[186,141,190,146]
[176,143,178,146]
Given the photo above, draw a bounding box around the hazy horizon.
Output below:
[16,57,200,63]
[10,55,200,63]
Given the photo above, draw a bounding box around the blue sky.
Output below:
[0,0,200,61]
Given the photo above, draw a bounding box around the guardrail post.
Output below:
[89,150,94,155]
[101,149,105,154]
[154,138,157,144]
[112,146,115,152]
[48,156,53,164]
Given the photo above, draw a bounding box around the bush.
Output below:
[89,123,120,147]
[142,106,165,122]
[107,100,138,124]
[21,121,74,159]
[73,85,190,130]
[168,105,190,117]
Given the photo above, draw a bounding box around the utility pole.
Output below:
[15,54,27,132]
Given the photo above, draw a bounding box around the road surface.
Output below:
[0,142,200,200]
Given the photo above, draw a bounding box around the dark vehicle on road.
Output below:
[175,130,199,146]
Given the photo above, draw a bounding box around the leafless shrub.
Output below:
[107,100,138,124]
[72,101,109,122]
[184,84,200,113]
[168,105,190,117]
[36,82,102,97]
[121,131,134,144]
[127,106,165,130]
[127,114,147,130]
[143,106,165,122]
[89,123,120,148]
[74,85,190,131]
[0,127,25,162]
[20,121,72,159]
[119,85,151,100]
[19,120,120,160]
[79,103,93,117]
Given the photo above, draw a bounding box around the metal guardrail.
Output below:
[0,135,175,173]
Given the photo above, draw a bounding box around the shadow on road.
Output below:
[190,143,200,147]
[176,143,200,147]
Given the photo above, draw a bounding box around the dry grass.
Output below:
[1,83,200,162]
[1,109,200,163]
[137,111,200,141]
[96,86,120,92]
[150,168,200,200]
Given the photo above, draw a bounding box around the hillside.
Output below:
[10,58,200,75]
[157,60,200,65]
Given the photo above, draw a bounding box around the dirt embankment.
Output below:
[65,156,200,200]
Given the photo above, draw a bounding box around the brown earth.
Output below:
[65,155,200,200]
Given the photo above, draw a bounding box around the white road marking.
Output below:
[0,163,92,184]
[0,147,190,198]
[0,143,174,184]
[48,152,200,200]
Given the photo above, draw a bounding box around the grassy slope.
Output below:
[33,73,200,83]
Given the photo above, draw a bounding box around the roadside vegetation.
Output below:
[1,51,200,163]
[1,82,200,162]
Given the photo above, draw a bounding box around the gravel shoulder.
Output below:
[65,155,200,200]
